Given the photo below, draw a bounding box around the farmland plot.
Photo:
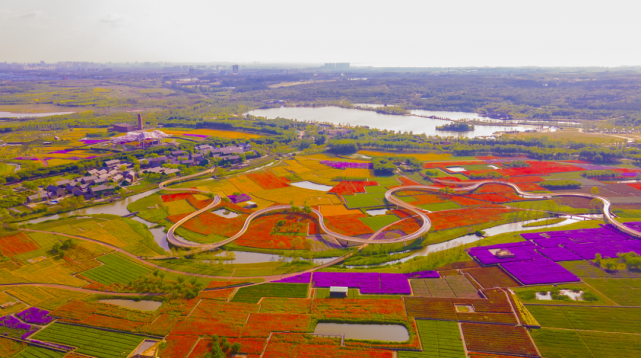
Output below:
[399,320,465,358]
[31,323,145,358]
[82,254,151,285]
[232,283,309,303]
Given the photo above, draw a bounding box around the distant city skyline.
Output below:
[2,0,641,67]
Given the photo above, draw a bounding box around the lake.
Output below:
[313,323,409,342]
[247,106,530,138]
[0,111,74,118]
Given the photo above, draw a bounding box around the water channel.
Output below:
[25,189,161,224]
[313,323,409,342]
[247,106,532,138]
[0,111,74,118]
[348,216,586,268]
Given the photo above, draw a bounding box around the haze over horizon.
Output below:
[2,0,641,68]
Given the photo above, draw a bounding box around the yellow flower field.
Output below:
[229,175,264,193]
[252,186,342,206]
[319,204,361,217]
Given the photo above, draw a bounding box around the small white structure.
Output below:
[330,286,348,298]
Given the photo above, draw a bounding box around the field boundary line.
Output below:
[458,321,470,358]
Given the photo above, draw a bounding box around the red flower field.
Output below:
[242,313,311,337]
[0,233,39,257]
[247,172,290,189]
[328,181,378,195]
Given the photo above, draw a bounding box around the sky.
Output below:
[1,0,640,67]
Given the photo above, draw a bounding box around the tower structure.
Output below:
[138,114,143,131]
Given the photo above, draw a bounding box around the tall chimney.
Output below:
[138,114,143,131]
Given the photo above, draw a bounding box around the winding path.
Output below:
[164,174,641,251]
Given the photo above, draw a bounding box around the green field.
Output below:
[531,328,641,358]
[530,328,594,358]
[418,202,461,211]
[514,283,615,306]
[583,278,641,306]
[315,288,400,300]
[83,254,151,285]
[231,283,308,303]
[359,215,400,231]
[365,185,389,193]
[12,346,67,358]
[126,193,163,212]
[344,193,386,208]
[372,176,401,186]
[527,305,641,333]
[399,319,466,357]
[506,200,589,214]
[31,323,145,358]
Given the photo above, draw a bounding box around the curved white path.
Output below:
[161,169,641,250]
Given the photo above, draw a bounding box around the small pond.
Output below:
[366,209,389,216]
[314,323,409,342]
[98,299,162,311]
[212,208,240,218]
[536,290,583,301]
[445,167,466,172]
[290,181,333,192]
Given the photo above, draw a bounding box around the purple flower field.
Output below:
[468,222,641,285]
[320,161,373,170]
[228,193,251,204]
[0,315,39,339]
[17,307,53,325]
[81,139,109,144]
[274,272,311,283]
[279,271,439,293]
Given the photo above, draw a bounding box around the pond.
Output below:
[290,181,333,192]
[0,111,74,118]
[366,209,389,216]
[98,299,162,311]
[212,208,240,218]
[24,189,161,224]
[313,323,409,342]
[247,107,531,138]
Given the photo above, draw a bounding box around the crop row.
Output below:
[83,254,151,285]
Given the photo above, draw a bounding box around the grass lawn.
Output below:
[315,288,401,300]
[418,202,462,211]
[359,215,400,231]
[527,305,641,333]
[583,278,641,306]
[343,193,386,208]
[126,192,163,212]
[83,253,151,285]
[231,283,309,303]
[398,319,466,358]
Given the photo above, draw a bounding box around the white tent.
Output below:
[111,130,171,144]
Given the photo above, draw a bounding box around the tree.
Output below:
[591,186,599,195]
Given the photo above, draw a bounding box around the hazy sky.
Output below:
[2,0,640,67]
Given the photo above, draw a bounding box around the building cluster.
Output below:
[321,63,350,71]
[26,159,137,204]
[24,143,254,205]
